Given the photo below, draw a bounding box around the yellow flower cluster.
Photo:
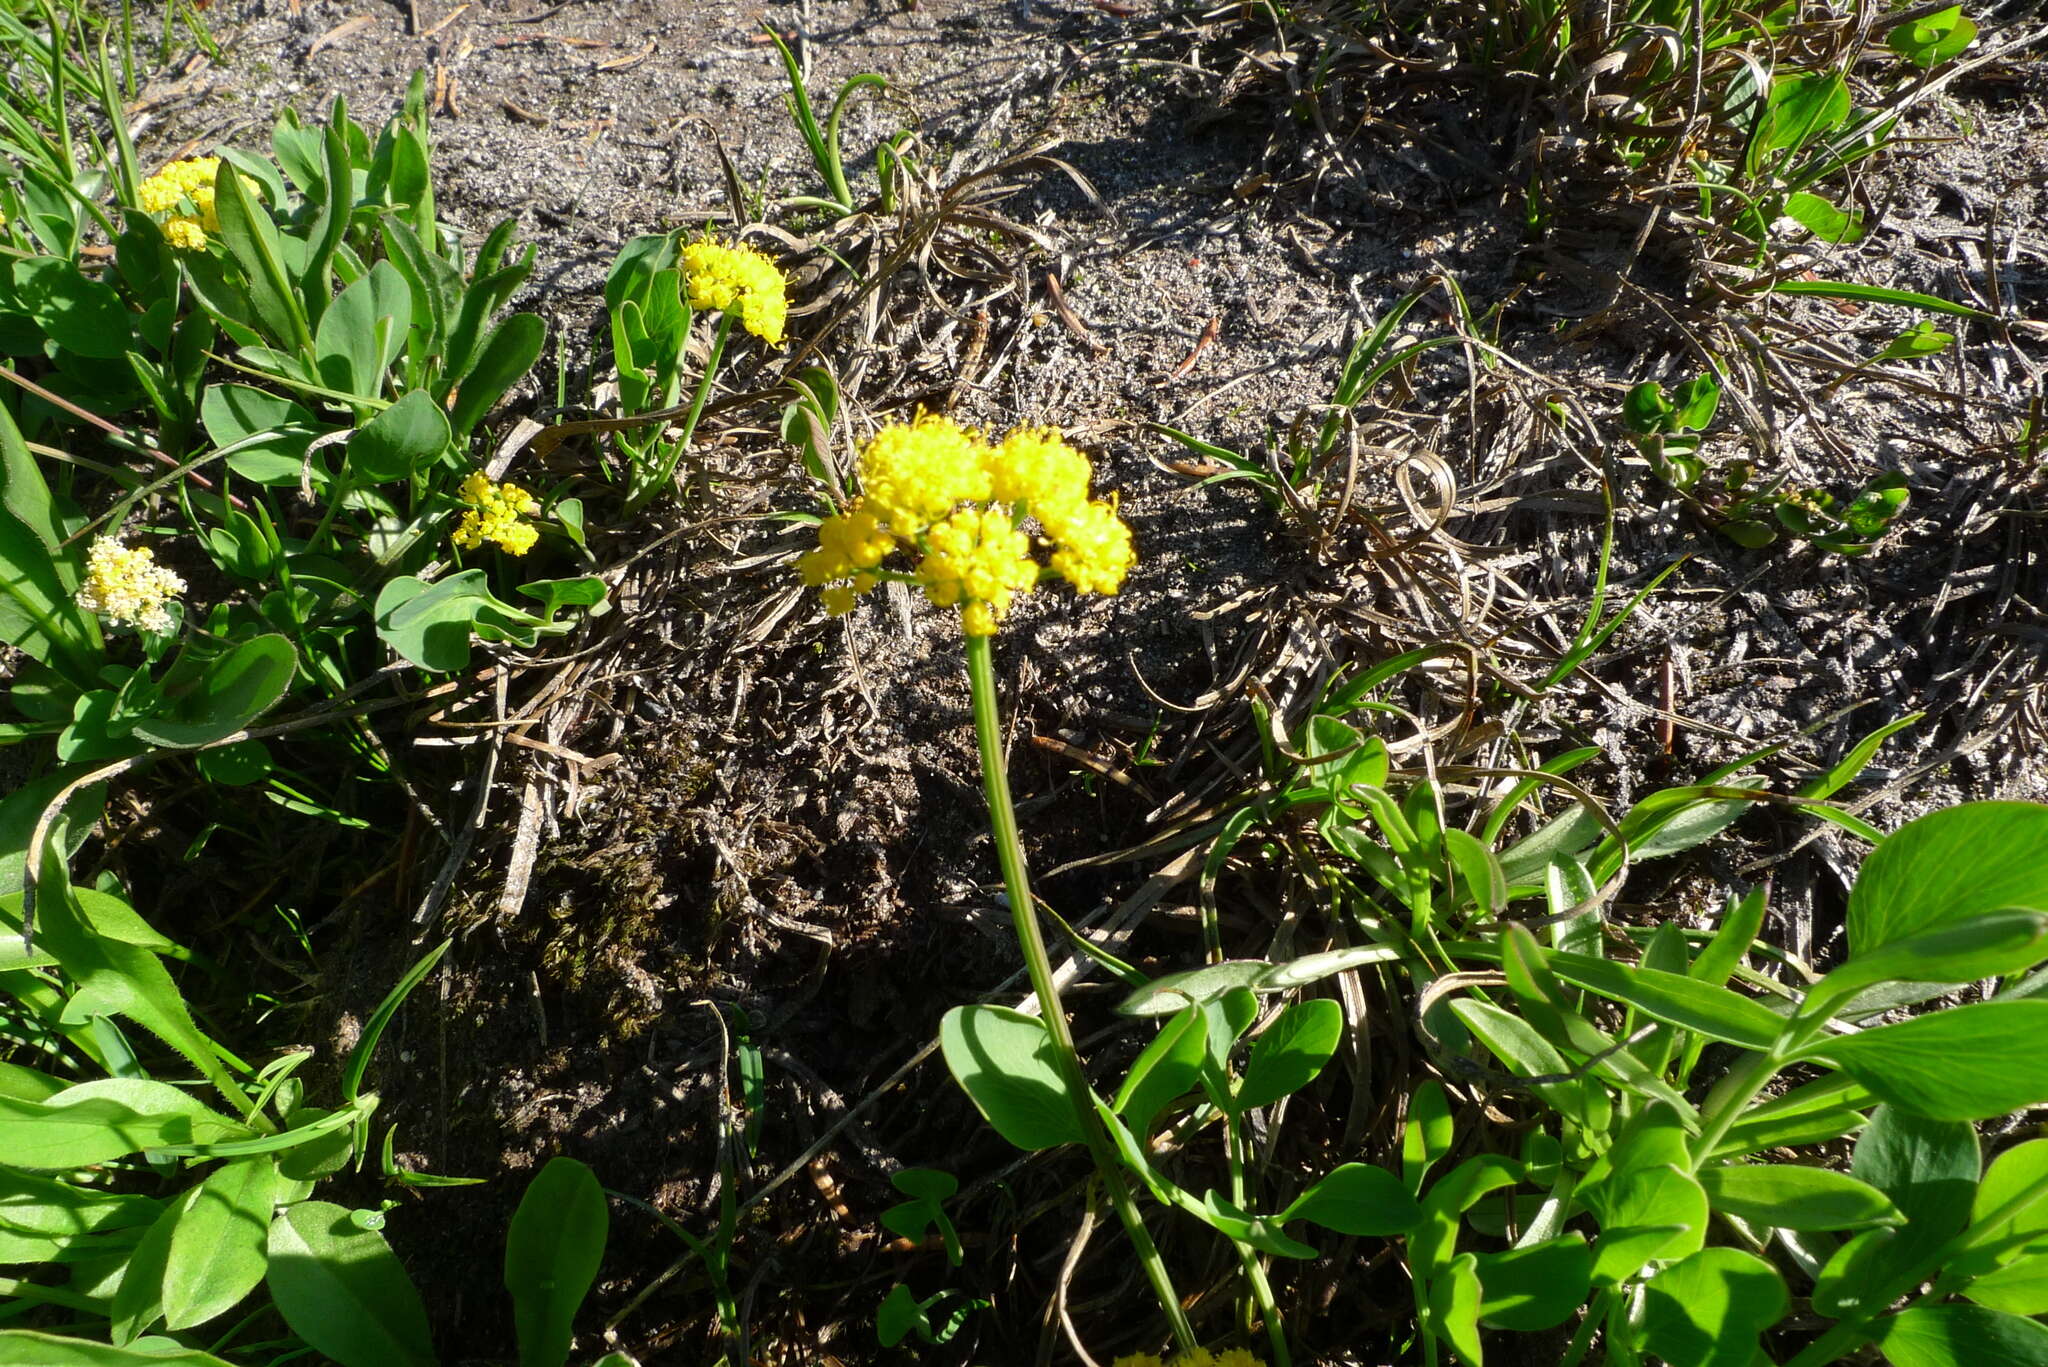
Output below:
[800,413,1135,637]
[75,536,186,634]
[138,157,223,250]
[451,471,542,556]
[1113,1350,1264,1367]
[916,506,1039,638]
[682,237,788,346]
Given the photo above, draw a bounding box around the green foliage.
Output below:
[265,1201,435,1367]
[505,1158,611,1367]
[1154,285,1458,526]
[760,23,890,217]
[947,615,2042,1366]
[1623,371,1910,554]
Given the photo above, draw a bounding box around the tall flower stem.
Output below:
[964,633,1196,1355]
[628,311,733,512]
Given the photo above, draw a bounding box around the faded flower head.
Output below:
[451,471,542,557]
[682,236,788,346]
[803,414,1134,637]
[76,536,185,634]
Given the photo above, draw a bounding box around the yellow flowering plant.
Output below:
[608,230,790,511]
[798,414,1134,636]
[797,413,1190,1356]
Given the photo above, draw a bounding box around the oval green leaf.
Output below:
[163,1158,277,1329]
[1640,1247,1787,1367]
[1849,803,2048,954]
[349,389,450,484]
[1473,1234,1593,1330]
[1803,1001,2048,1121]
[266,1201,435,1367]
[938,1005,1084,1152]
[506,1157,609,1367]
[1237,998,1342,1110]
[1876,1303,2048,1367]
[1281,1162,1422,1236]
[1696,1162,1902,1232]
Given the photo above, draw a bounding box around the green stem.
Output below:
[1413,1271,1439,1367]
[629,311,732,511]
[1558,1287,1610,1367]
[1687,1049,1780,1169]
[1223,1104,1291,1365]
[965,633,1196,1356]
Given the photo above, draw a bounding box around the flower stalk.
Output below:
[628,310,732,511]
[965,633,1196,1355]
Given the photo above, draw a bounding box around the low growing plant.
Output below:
[1623,371,1908,554]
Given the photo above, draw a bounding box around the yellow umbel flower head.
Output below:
[1112,1356,1166,1367]
[138,157,232,250]
[990,426,1091,519]
[915,506,1038,637]
[683,236,788,345]
[76,536,185,633]
[451,471,542,556]
[859,413,994,537]
[800,415,1134,636]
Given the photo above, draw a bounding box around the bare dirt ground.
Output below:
[120,0,2048,1361]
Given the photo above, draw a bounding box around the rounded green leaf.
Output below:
[194,739,274,787]
[1949,1139,2048,1281]
[348,389,450,483]
[1113,1005,1205,1136]
[1639,1247,1788,1367]
[1473,1234,1593,1330]
[1814,1226,1899,1318]
[1849,803,2048,954]
[266,1201,434,1367]
[12,258,132,358]
[1237,998,1342,1110]
[1281,1162,1422,1236]
[164,1158,277,1329]
[1402,1079,1454,1191]
[130,634,297,749]
[1696,1162,1902,1232]
[506,1157,609,1367]
[938,1006,1084,1152]
[1588,1164,1709,1286]
[1965,1254,2048,1316]
[1877,1303,2048,1367]
[314,261,412,399]
[1425,1252,1484,1364]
